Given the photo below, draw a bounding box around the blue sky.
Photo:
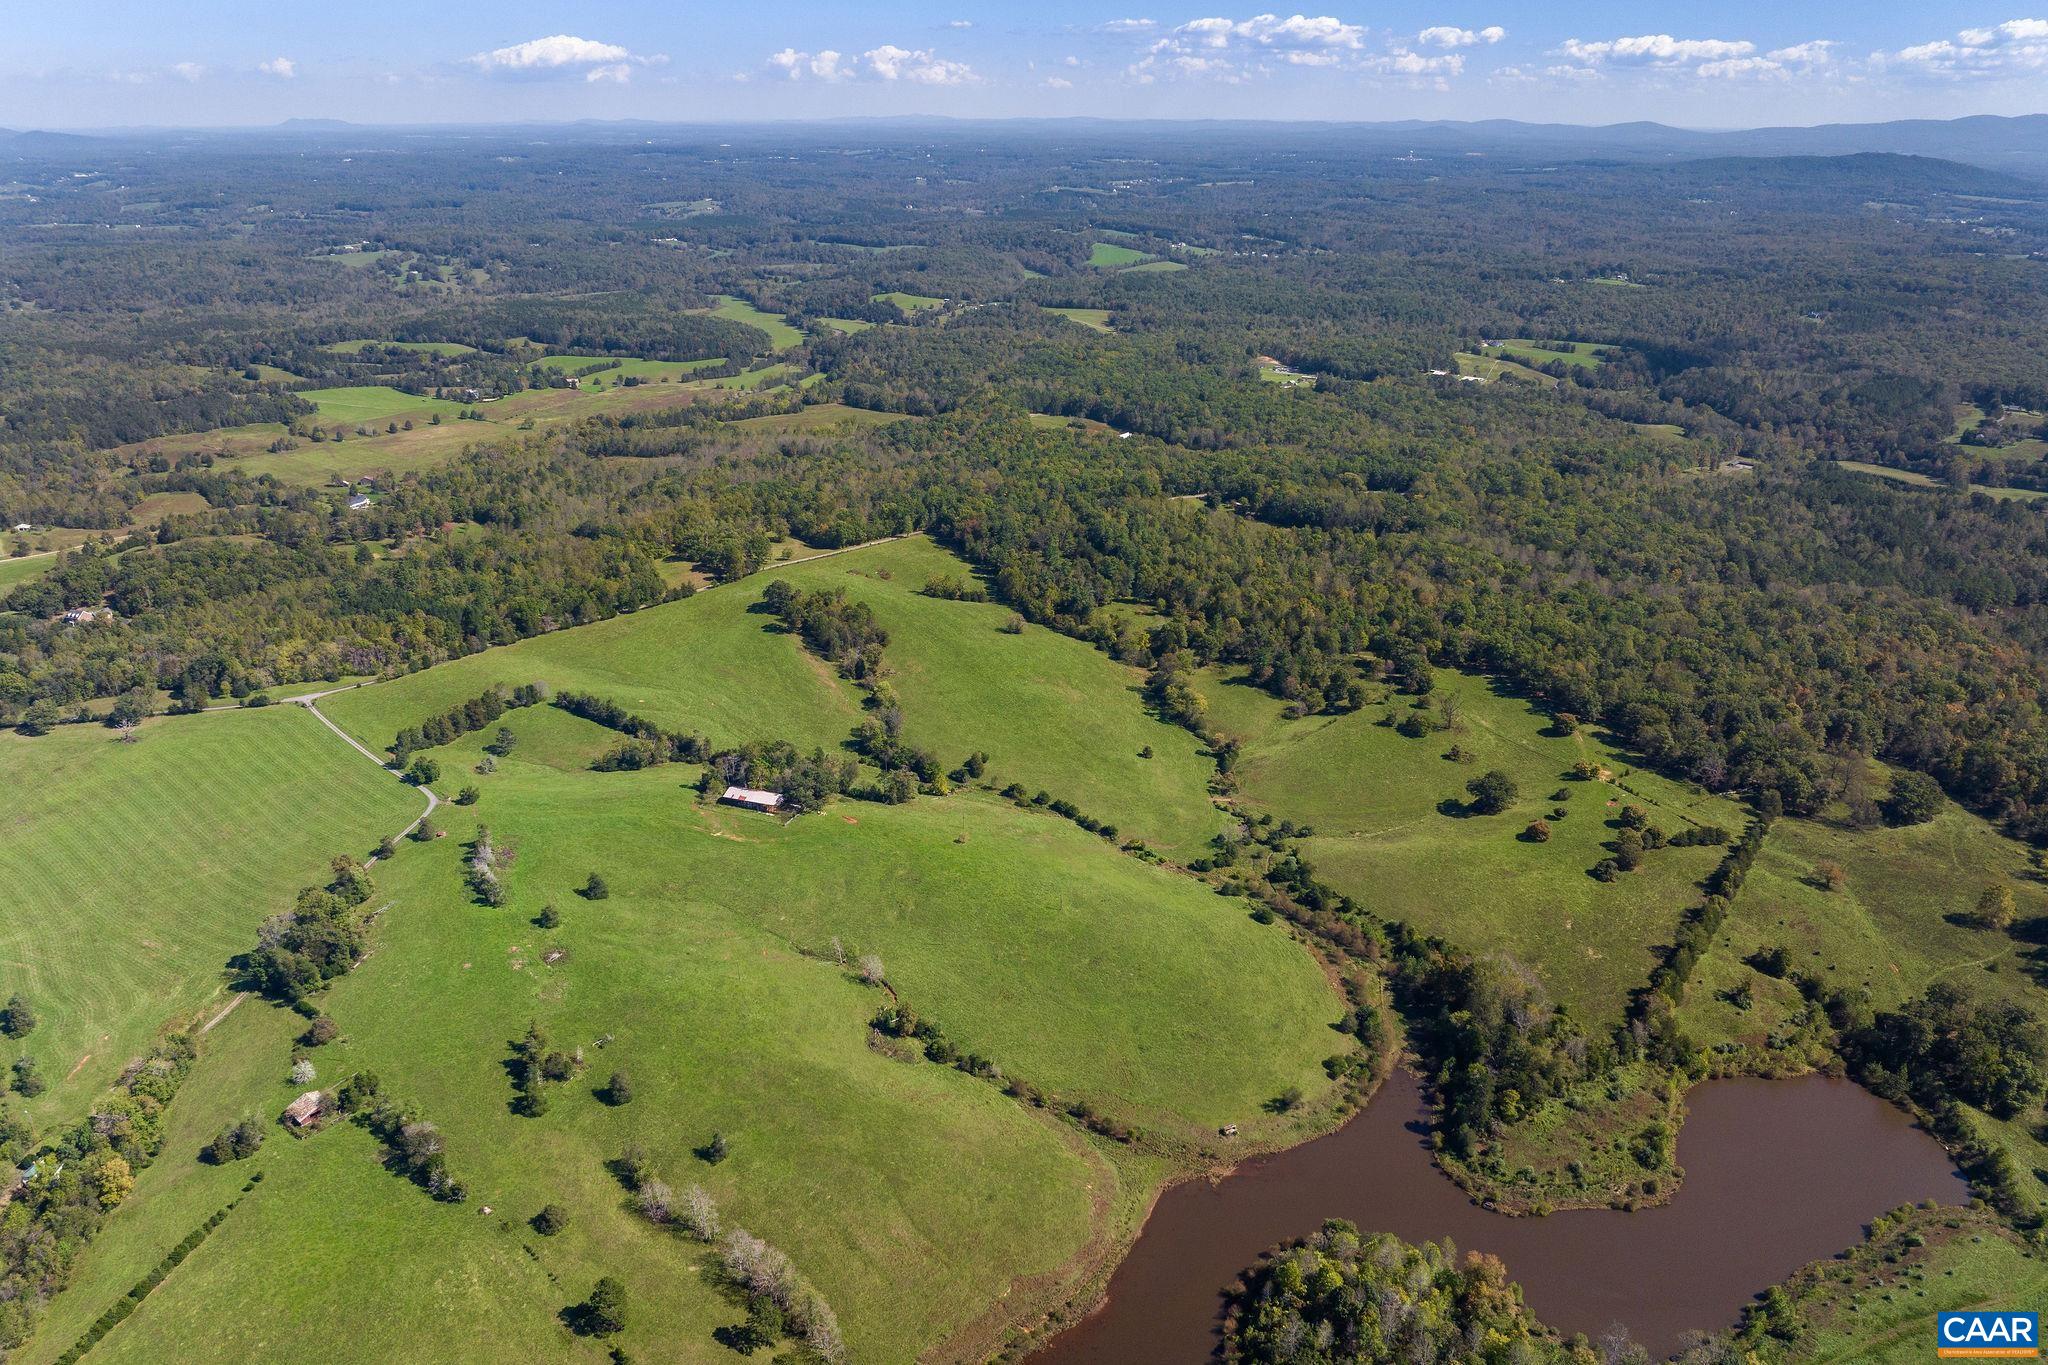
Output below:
[6,3,2046,129]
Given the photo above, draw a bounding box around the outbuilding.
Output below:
[283,1091,323,1127]
[719,785,784,813]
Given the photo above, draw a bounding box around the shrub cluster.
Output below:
[390,683,544,765]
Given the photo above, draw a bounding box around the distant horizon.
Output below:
[9,3,2048,129]
[18,110,2048,138]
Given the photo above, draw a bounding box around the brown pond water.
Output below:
[1033,1068,1967,1363]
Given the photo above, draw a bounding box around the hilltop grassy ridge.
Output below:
[1207,667,1745,1024]
[42,696,1338,1362]
[0,708,420,1128]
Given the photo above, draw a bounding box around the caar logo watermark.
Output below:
[1940,1311,2040,1358]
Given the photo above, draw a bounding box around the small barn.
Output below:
[283,1090,323,1127]
[347,494,372,511]
[720,785,784,813]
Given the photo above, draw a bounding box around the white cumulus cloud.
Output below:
[768,44,975,85]
[1417,25,1505,49]
[1549,32,1837,79]
[1890,17,2048,75]
[171,61,206,82]
[258,56,296,79]
[467,34,665,82]
[1558,34,1757,66]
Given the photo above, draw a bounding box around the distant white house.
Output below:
[719,785,784,813]
[59,606,106,625]
[347,494,372,511]
[10,523,30,533]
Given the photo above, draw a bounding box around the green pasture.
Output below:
[301,386,473,426]
[327,339,477,357]
[1484,339,1610,370]
[1453,352,1558,386]
[815,317,873,334]
[535,355,727,384]
[764,537,1230,859]
[1838,460,2048,502]
[0,553,57,593]
[1121,260,1188,273]
[48,650,1340,1360]
[872,291,944,313]
[699,296,804,351]
[727,403,905,433]
[1207,667,1747,1023]
[1045,306,1114,332]
[319,562,864,756]
[0,709,420,1129]
[1088,242,1152,268]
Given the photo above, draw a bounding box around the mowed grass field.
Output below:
[0,708,421,1128]
[1088,241,1152,268]
[726,403,906,433]
[325,538,1224,858]
[873,290,944,312]
[1045,306,1114,332]
[319,555,869,755]
[0,553,58,593]
[37,599,1342,1362]
[1837,460,2048,502]
[763,537,1228,859]
[109,380,714,487]
[1483,339,1610,370]
[699,295,804,351]
[534,354,727,384]
[1204,668,1746,1023]
[301,385,473,426]
[326,339,477,357]
[1453,351,1559,385]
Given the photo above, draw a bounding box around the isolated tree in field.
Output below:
[579,1276,628,1338]
[533,1203,568,1236]
[290,1057,316,1086]
[1521,819,1552,843]
[1465,769,1518,815]
[857,954,886,986]
[1613,829,1645,871]
[582,873,609,900]
[10,1056,43,1097]
[604,1070,634,1106]
[405,757,440,787]
[1976,883,2019,931]
[1814,860,1848,892]
[1883,771,1945,826]
[0,994,36,1038]
[703,1130,729,1165]
[536,903,561,929]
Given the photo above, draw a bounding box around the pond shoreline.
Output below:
[1030,1064,1967,1363]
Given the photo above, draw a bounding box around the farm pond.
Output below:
[1033,1067,1966,1363]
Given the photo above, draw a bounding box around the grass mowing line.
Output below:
[300,386,472,426]
[1088,242,1152,268]
[0,708,420,1130]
